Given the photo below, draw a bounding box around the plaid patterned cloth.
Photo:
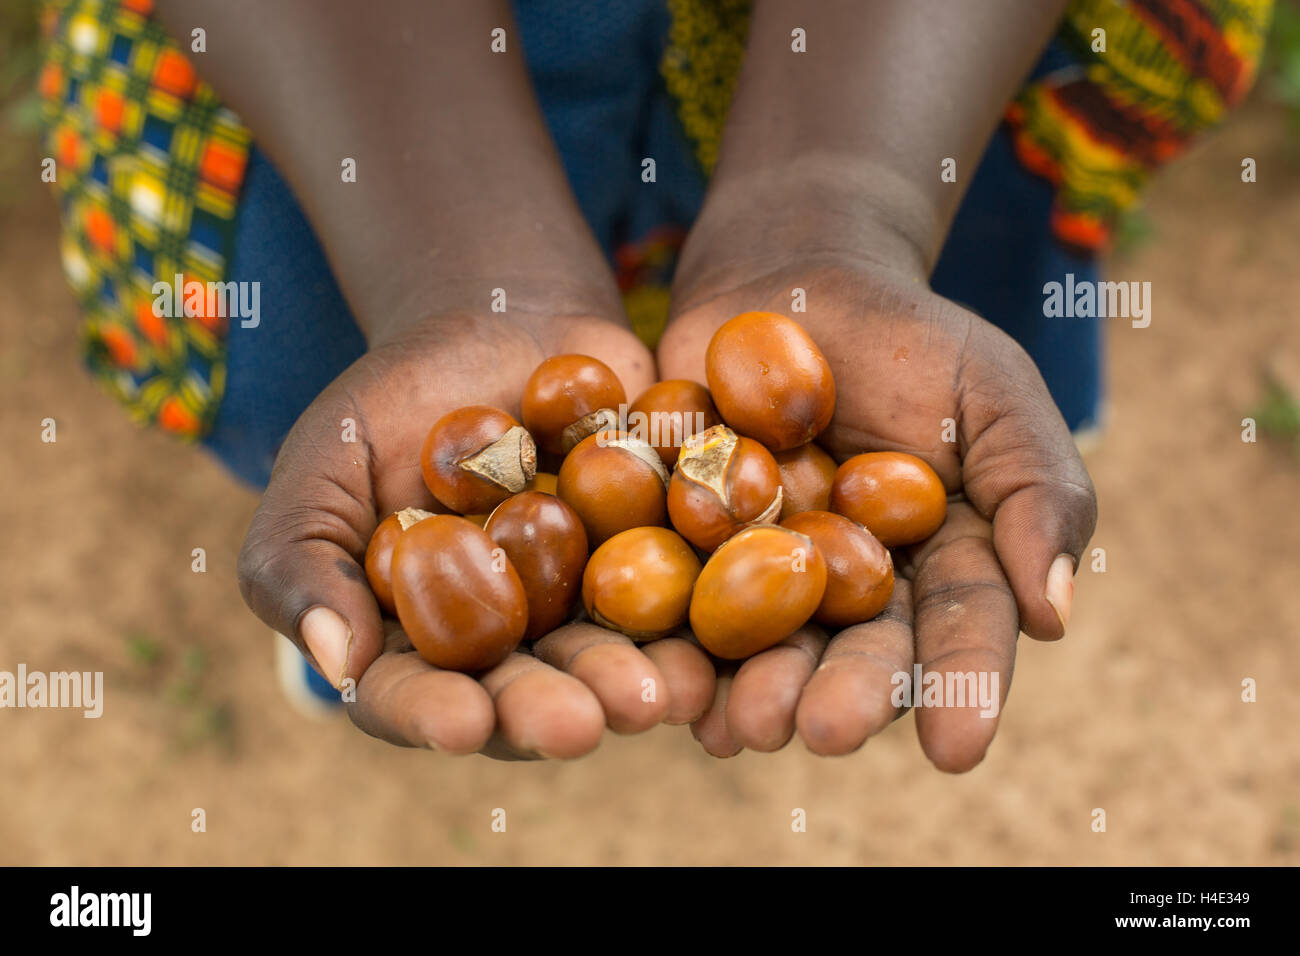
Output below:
[39,0,251,438]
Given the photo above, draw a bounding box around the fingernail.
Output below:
[1044,555,1075,635]
[300,606,352,688]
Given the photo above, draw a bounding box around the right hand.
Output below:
[238,309,716,758]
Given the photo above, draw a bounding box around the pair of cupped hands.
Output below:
[238,225,1097,770]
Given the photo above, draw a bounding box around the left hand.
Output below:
[658,250,1097,771]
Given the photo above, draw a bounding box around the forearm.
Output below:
[156,0,620,343]
[680,0,1067,286]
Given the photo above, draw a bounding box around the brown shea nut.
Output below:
[705,311,836,451]
[667,424,783,553]
[521,354,627,455]
[689,525,827,659]
[582,527,702,640]
[781,511,894,627]
[485,491,588,640]
[628,379,723,468]
[556,430,670,547]
[829,451,947,547]
[364,507,435,614]
[390,514,528,672]
[420,405,537,514]
[773,442,838,520]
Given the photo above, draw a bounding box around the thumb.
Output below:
[959,333,1098,641]
[238,422,387,689]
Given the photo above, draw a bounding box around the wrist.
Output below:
[671,152,937,313]
[363,260,627,351]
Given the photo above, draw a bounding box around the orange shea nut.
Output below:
[688,525,827,659]
[364,507,435,615]
[704,312,835,451]
[667,424,783,553]
[390,515,528,672]
[420,405,537,515]
[485,491,588,640]
[521,354,627,455]
[773,442,838,519]
[556,430,670,547]
[627,379,723,468]
[829,451,947,547]
[781,511,894,627]
[582,527,702,640]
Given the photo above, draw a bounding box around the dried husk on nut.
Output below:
[750,488,784,525]
[601,432,670,489]
[677,425,782,519]
[459,425,537,493]
[395,506,435,531]
[561,407,620,454]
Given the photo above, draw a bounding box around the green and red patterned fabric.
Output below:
[1006,0,1274,251]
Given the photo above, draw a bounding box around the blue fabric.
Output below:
[513,0,708,255]
[203,14,1102,488]
[303,658,342,702]
[931,128,1103,433]
[931,38,1104,433]
[203,148,367,487]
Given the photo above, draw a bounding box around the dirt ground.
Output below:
[1,98,1297,866]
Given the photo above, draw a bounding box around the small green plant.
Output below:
[0,0,41,204]
[1248,372,1300,457]
[1110,206,1156,257]
[449,824,478,855]
[1265,2,1300,102]
[125,631,165,667]
[124,631,236,753]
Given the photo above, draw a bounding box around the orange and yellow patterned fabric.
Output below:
[39,0,251,438]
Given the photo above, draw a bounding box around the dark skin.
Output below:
[661,0,1095,767]
[159,0,715,758]
[161,0,1095,767]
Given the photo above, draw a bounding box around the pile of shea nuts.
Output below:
[364,312,947,673]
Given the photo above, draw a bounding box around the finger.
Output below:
[795,579,915,756]
[346,626,496,754]
[238,388,390,690]
[690,664,743,758]
[907,501,1017,773]
[726,625,828,752]
[639,633,717,724]
[959,325,1098,640]
[532,623,669,733]
[478,651,606,759]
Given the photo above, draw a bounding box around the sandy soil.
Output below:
[0,99,1297,866]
